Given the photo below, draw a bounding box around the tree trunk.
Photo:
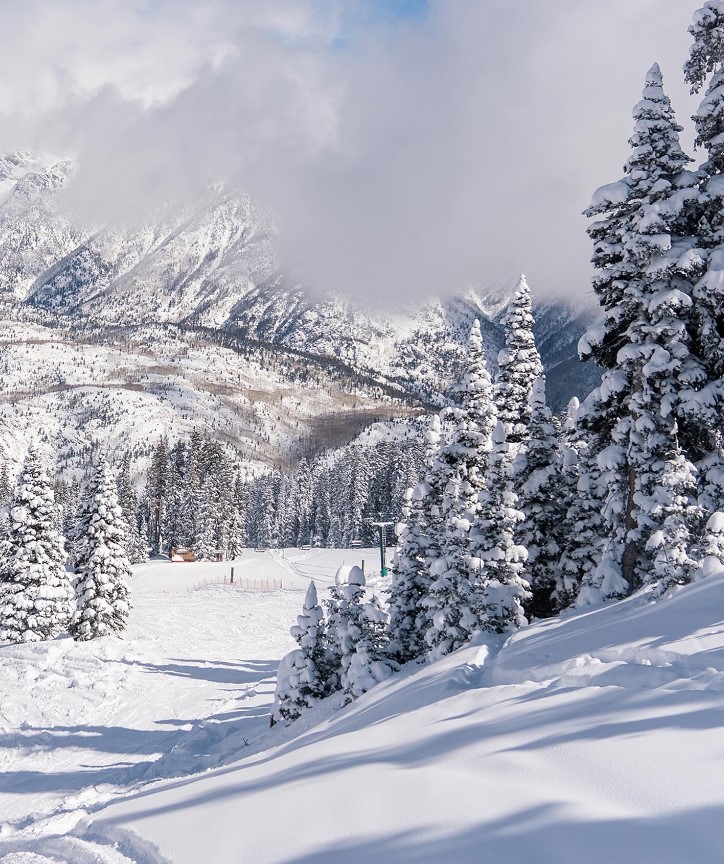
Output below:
[622,460,638,594]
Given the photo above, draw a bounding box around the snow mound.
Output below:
[334,564,365,586]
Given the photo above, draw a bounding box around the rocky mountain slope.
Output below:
[0,152,601,471]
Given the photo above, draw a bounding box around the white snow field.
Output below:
[1,553,724,863]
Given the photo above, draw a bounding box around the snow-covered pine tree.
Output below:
[247,477,274,548]
[646,443,705,598]
[552,397,586,609]
[345,589,398,700]
[70,455,132,641]
[619,65,709,593]
[346,448,370,545]
[326,565,396,703]
[214,456,236,554]
[193,484,218,560]
[311,461,331,546]
[628,288,709,588]
[423,321,497,659]
[580,63,705,598]
[137,507,151,558]
[164,440,194,551]
[469,421,530,633]
[387,483,432,663]
[125,518,149,565]
[516,377,565,619]
[294,458,312,546]
[0,446,74,643]
[226,504,246,559]
[272,581,334,723]
[146,438,169,555]
[273,471,294,549]
[68,475,93,575]
[683,2,724,540]
[494,275,543,448]
[116,453,147,564]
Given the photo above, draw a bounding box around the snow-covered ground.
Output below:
[1,553,724,863]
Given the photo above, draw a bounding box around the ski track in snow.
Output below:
[0,553,315,862]
[1,558,724,862]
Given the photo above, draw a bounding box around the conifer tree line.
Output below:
[244,438,424,550]
[0,428,425,575]
[97,430,425,558]
[381,1,724,673]
[274,276,553,722]
[572,3,724,604]
[0,446,131,644]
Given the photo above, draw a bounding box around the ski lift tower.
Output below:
[370,521,394,577]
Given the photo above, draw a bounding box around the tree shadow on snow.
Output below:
[0,658,280,802]
[116,657,278,685]
[276,803,724,864]
[93,681,724,825]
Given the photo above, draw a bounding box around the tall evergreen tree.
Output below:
[311,460,331,547]
[117,453,147,564]
[494,275,543,447]
[581,63,705,598]
[193,483,218,560]
[70,455,132,641]
[294,458,313,546]
[423,322,497,658]
[147,438,169,554]
[227,477,247,558]
[248,477,274,548]
[0,446,74,643]
[516,378,565,619]
[387,482,433,663]
[326,565,396,703]
[469,422,530,633]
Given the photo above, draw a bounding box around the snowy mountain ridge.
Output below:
[0,153,600,470]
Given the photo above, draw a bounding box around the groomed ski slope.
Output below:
[2,553,724,863]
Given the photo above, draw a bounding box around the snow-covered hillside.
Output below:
[0,313,422,477]
[1,553,722,863]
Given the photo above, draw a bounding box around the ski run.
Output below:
[0,553,722,863]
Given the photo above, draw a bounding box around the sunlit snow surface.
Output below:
[1,551,723,863]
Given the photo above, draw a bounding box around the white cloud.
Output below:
[0,0,703,304]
